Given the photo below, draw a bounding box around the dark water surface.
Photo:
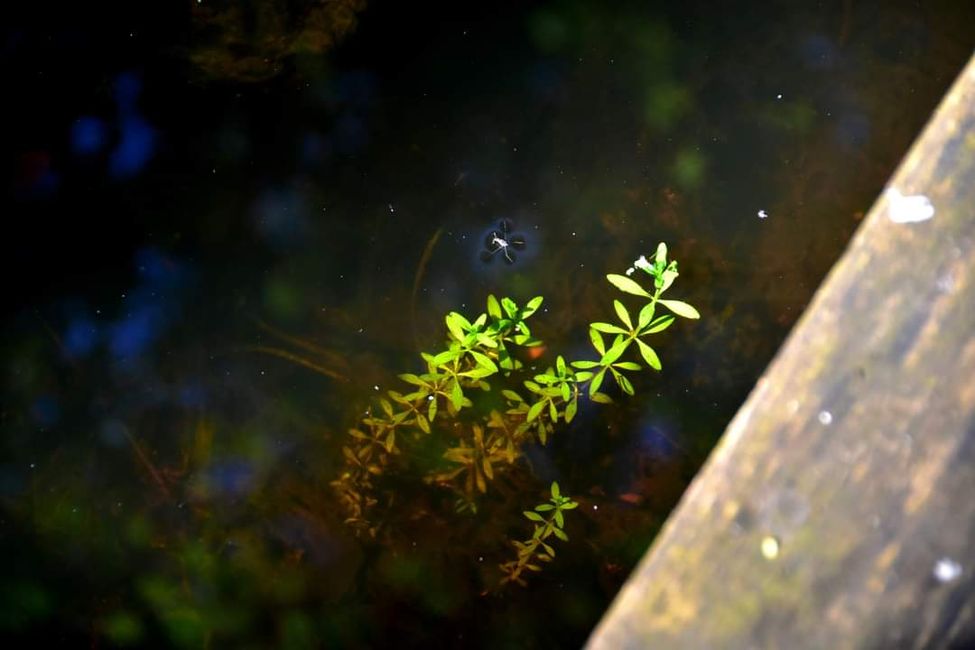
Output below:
[3,1,973,647]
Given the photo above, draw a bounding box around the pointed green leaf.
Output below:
[613,300,632,329]
[655,242,668,266]
[427,397,438,422]
[606,274,652,298]
[469,350,498,373]
[501,297,518,318]
[636,339,662,370]
[589,328,605,355]
[589,368,606,397]
[644,314,675,334]
[399,373,429,387]
[556,355,566,375]
[552,527,569,541]
[560,382,571,402]
[487,294,502,319]
[658,299,700,319]
[524,510,545,522]
[571,360,599,369]
[548,399,558,421]
[637,302,655,329]
[535,503,555,512]
[616,372,634,395]
[416,413,430,434]
[614,361,641,371]
[450,381,464,410]
[445,312,469,341]
[501,389,524,402]
[591,392,613,404]
[550,481,560,498]
[591,322,628,334]
[600,337,631,365]
[527,400,545,423]
[565,398,578,423]
[523,296,544,318]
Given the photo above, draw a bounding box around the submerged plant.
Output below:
[499,481,578,587]
[331,242,698,586]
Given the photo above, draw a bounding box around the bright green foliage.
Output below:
[499,482,578,587]
[331,243,698,585]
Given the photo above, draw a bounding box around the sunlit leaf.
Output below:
[561,501,578,510]
[384,430,396,452]
[501,389,524,403]
[469,350,498,372]
[658,299,700,319]
[644,314,675,334]
[606,274,652,298]
[556,355,566,375]
[427,398,437,422]
[487,294,502,319]
[527,400,545,422]
[399,373,428,387]
[613,300,632,329]
[523,296,544,318]
[535,503,555,512]
[589,368,606,397]
[524,511,544,522]
[554,511,564,527]
[600,337,630,365]
[614,361,641,371]
[636,339,662,370]
[450,381,464,410]
[637,302,655,329]
[571,360,599,369]
[483,457,493,480]
[416,413,430,434]
[591,392,613,404]
[550,481,560,498]
[564,398,578,423]
[655,242,668,266]
[616,372,634,395]
[552,528,568,542]
[501,297,518,318]
[445,312,468,341]
[589,328,605,355]
[560,382,570,402]
[548,399,558,422]
[590,322,628,334]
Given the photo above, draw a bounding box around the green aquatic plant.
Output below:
[331,242,698,585]
[499,481,578,587]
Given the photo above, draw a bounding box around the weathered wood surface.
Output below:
[588,54,975,650]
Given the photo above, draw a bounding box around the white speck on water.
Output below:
[388,203,395,213]
[373,385,380,391]
[776,93,783,99]
[818,410,833,425]
[885,187,935,223]
[29,463,35,469]
[934,557,962,583]
[593,504,599,511]
[427,395,434,401]
[937,273,955,294]
[758,209,768,219]
[761,535,780,559]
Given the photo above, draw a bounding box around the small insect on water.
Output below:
[480,218,527,265]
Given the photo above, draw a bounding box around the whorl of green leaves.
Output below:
[331,243,698,583]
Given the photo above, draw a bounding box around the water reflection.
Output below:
[2,0,973,647]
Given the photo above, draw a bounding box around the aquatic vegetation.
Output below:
[499,481,578,587]
[332,242,699,586]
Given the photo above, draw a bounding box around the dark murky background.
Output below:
[2,1,973,647]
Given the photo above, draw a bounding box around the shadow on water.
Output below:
[2,0,973,646]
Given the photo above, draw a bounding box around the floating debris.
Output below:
[761,535,780,560]
[818,410,833,425]
[758,209,768,219]
[933,557,962,583]
[885,188,935,224]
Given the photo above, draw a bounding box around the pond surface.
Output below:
[3,1,973,647]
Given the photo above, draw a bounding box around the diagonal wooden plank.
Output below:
[588,53,975,650]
